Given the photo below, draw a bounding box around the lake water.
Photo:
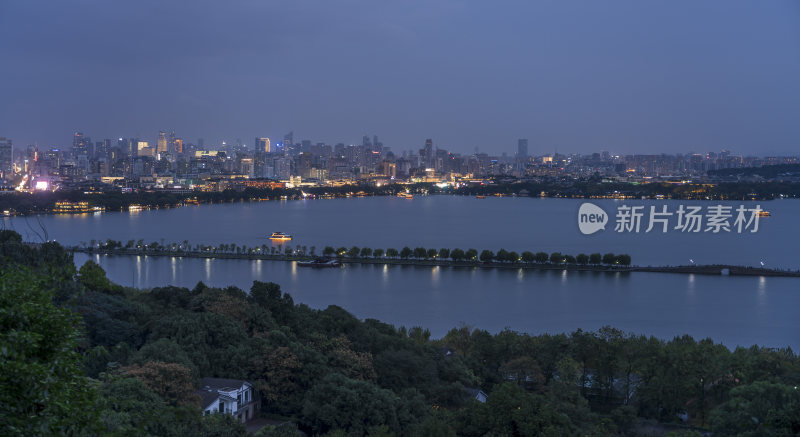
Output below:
[6,197,799,349]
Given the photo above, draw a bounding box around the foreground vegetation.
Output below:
[2,230,799,436]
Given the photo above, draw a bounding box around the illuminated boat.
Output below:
[758,210,771,217]
[269,232,293,241]
[476,195,486,199]
[397,192,413,198]
[297,257,342,268]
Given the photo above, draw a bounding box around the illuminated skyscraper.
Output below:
[517,139,528,158]
[72,131,87,155]
[174,138,183,154]
[0,137,12,178]
[255,137,271,153]
[138,141,153,157]
[157,131,167,153]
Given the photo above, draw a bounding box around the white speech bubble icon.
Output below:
[578,203,608,235]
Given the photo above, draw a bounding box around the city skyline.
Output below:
[1,1,799,155]
[9,129,799,160]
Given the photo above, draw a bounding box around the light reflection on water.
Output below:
[757,276,767,315]
[76,253,800,351]
[13,197,800,268]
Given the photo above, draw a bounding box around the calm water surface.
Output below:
[6,197,798,349]
[7,196,799,268]
[72,251,799,350]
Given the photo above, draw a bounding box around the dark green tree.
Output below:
[301,373,401,436]
[0,268,101,436]
[496,249,510,262]
[710,381,800,436]
[78,260,121,294]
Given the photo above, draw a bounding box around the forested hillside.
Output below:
[1,229,798,436]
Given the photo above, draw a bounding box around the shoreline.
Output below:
[71,247,800,278]
[3,183,795,217]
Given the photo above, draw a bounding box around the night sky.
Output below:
[1,0,798,155]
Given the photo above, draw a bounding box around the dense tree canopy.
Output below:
[1,230,798,436]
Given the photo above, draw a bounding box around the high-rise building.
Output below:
[157,131,167,153]
[240,158,254,177]
[168,130,176,154]
[129,138,139,157]
[0,137,12,178]
[283,132,293,155]
[255,137,271,153]
[517,139,528,158]
[275,157,291,179]
[100,139,111,158]
[72,131,88,155]
[253,151,267,178]
[424,139,434,168]
[174,138,183,154]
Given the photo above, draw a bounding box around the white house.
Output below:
[197,378,259,423]
[464,387,488,403]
